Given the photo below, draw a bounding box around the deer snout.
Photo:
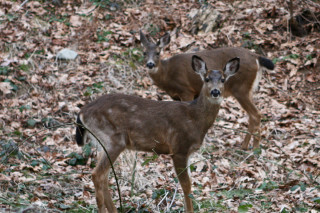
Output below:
[146,62,155,69]
[211,89,221,97]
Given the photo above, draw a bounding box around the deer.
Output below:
[75,55,240,213]
[140,31,275,150]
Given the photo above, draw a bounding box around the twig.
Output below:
[167,183,178,212]
[157,190,169,211]
[303,0,320,9]
[16,0,29,11]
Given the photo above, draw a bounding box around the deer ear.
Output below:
[224,57,240,79]
[140,30,149,47]
[158,32,171,48]
[192,55,207,81]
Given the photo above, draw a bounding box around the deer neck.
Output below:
[149,59,167,79]
[148,59,167,81]
[190,89,221,133]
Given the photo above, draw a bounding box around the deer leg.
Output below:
[172,154,194,213]
[92,134,125,213]
[234,94,261,150]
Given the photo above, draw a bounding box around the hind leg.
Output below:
[234,94,261,150]
[92,133,126,213]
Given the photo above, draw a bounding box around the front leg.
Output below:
[172,154,194,213]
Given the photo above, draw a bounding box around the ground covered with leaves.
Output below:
[0,0,320,212]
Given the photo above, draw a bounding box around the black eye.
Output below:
[143,52,147,56]
[221,79,225,83]
[156,52,160,56]
[205,78,209,82]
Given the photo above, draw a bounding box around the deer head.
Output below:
[140,30,170,69]
[192,55,240,104]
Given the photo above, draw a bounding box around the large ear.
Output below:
[140,30,149,47]
[192,55,207,81]
[157,32,171,48]
[224,57,240,80]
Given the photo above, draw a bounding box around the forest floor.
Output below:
[0,0,320,212]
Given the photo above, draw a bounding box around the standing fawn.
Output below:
[140,31,275,150]
[75,56,240,213]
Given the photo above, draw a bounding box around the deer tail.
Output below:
[75,114,86,146]
[258,56,275,70]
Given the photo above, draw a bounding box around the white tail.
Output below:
[140,31,275,150]
[75,56,240,213]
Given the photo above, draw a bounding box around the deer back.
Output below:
[153,47,259,101]
[79,94,218,156]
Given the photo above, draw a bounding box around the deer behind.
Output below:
[140,31,275,150]
[75,56,240,213]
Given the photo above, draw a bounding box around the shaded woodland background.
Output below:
[0,0,320,212]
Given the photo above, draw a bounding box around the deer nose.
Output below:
[146,62,155,69]
[211,89,221,97]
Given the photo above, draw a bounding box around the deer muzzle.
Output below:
[146,62,155,69]
[211,89,221,97]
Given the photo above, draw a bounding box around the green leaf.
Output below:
[290,185,299,191]
[42,164,51,170]
[253,147,262,155]
[67,158,77,166]
[82,144,92,158]
[151,189,165,199]
[238,202,253,213]
[141,158,152,166]
[299,183,306,192]
[27,119,37,127]
[57,203,71,209]
[313,197,320,204]
[30,160,39,167]
[188,194,195,199]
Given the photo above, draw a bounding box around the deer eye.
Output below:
[221,79,225,83]
[143,52,147,56]
[205,78,209,82]
[156,52,160,56]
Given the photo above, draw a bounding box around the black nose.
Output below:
[146,62,155,69]
[211,89,221,97]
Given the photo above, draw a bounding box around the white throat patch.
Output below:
[208,96,223,105]
[148,66,159,74]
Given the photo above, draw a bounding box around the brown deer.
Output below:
[140,31,275,150]
[75,56,240,213]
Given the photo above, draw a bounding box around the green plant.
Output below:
[3,79,18,92]
[66,143,92,166]
[0,66,9,75]
[238,202,253,213]
[147,24,160,37]
[216,188,253,199]
[96,30,112,43]
[141,153,158,166]
[0,140,26,163]
[84,82,104,96]
[90,0,111,8]
[290,182,307,192]
[123,48,144,63]
[258,179,279,191]
[151,188,166,200]
[195,199,227,212]
[272,53,300,64]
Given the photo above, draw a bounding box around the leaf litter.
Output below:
[0,0,319,212]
